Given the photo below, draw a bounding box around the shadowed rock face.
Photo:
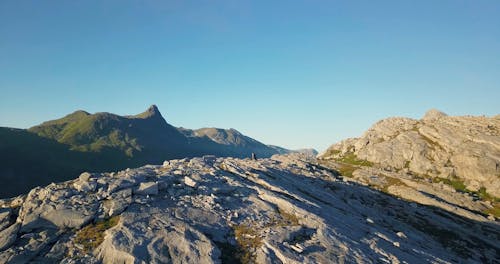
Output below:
[0,154,498,263]
[321,110,500,197]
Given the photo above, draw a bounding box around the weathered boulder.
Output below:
[184,176,197,188]
[73,180,97,193]
[78,172,92,182]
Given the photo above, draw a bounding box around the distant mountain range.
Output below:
[0,105,316,198]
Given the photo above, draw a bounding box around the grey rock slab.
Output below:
[0,223,20,251]
[0,208,11,231]
[135,182,159,195]
[104,188,132,217]
[42,208,95,229]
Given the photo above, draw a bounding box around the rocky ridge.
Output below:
[1,105,295,198]
[0,154,498,263]
[320,109,500,197]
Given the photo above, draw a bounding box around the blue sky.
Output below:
[1,1,499,151]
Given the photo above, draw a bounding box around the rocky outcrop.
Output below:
[321,110,500,197]
[0,154,498,263]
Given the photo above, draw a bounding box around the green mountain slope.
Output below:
[1,105,294,198]
[0,127,134,198]
[29,105,191,164]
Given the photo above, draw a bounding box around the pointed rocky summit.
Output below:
[134,104,163,119]
[422,108,447,121]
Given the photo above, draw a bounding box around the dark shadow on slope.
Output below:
[228,160,500,263]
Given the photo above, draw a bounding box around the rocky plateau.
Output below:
[0,153,498,263]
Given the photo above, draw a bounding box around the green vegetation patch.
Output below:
[75,216,120,252]
[335,152,373,167]
[336,164,357,177]
[432,178,500,217]
[381,177,407,194]
[230,208,300,264]
[476,187,500,203]
[433,177,468,193]
[484,204,500,218]
[274,208,300,226]
[233,223,262,264]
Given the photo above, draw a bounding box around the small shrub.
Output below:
[75,216,120,252]
[231,208,300,264]
[233,224,262,264]
[335,152,373,167]
[277,208,299,226]
[337,164,357,177]
[476,187,500,203]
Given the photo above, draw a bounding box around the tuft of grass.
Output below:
[419,134,442,151]
[432,179,500,217]
[233,224,262,264]
[337,164,357,178]
[75,216,120,252]
[484,204,500,218]
[476,187,500,203]
[335,152,373,167]
[381,177,406,193]
[276,208,300,226]
[231,208,300,264]
[433,177,468,193]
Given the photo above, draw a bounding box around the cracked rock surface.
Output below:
[0,154,498,263]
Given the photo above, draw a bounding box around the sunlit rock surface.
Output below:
[321,110,500,197]
[0,154,498,263]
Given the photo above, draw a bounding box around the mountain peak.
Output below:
[148,104,159,114]
[134,104,163,119]
[422,109,447,121]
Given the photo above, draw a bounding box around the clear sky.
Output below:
[1,1,499,151]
